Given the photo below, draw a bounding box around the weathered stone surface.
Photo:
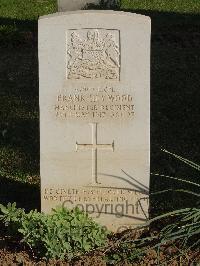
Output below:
[57,0,99,11]
[39,11,151,231]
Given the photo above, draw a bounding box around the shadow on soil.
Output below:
[0,10,200,215]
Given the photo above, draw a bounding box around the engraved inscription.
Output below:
[54,86,135,121]
[43,187,149,223]
[76,123,114,184]
[67,29,120,80]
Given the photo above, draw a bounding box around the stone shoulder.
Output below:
[39,10,151,23]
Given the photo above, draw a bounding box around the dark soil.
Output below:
[0,228,199,265]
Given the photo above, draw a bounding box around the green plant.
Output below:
[151,150,200,263]
[0,204,108,260]
[86,0,121,9]
[0,202,25,236]
[105,241,145,264]
[105,151,200,264]
[99,0,121,9]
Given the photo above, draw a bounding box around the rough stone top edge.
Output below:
[39,10,151,22]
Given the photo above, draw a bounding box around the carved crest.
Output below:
[67,29,120,80]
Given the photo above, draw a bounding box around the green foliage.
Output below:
[121,0,200,13]
[0,147,36,183]
[0,0,56,20]
[152,149,200,208]
[158,208,200,248]
[0,202,25,235]
[0,0,56,43]
[151,151,200,257]
[106,207,200,264]
[0,204,108,260]
[105,242,145,264]
[105,152,200,264]
[87,0,200,12]
[99,0,121,9]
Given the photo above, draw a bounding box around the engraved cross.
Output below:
[76,123,114,184]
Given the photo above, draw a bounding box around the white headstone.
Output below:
[39,11,151,232]
[58,0,99,11]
